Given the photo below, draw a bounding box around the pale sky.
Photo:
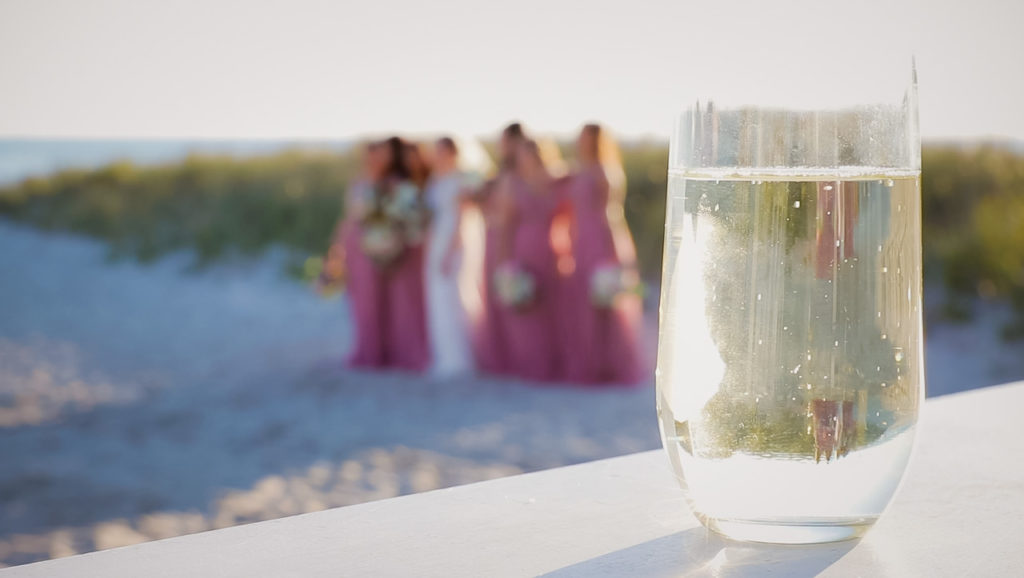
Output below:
[1,0,1022,141]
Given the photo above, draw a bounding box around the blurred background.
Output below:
[2,0,1023,568]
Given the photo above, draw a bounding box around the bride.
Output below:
[423,136,490,376]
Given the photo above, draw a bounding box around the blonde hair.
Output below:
[580,124,636,265]
[536,138,568,177]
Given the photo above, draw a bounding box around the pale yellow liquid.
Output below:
[656,172,924,543]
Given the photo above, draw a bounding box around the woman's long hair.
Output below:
[518,139,552,183]
[537,138,568,178]
[583,124,635,265]
[382,136,412,181]
[403,141,431,188]
[582,123,625,203]
[500,123,526,171]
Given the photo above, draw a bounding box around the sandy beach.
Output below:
[1,221,1021,568]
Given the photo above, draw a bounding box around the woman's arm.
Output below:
[597,171,638,266]
[462,177,495,207]
[345,180,374,224]
[317,180,363,293]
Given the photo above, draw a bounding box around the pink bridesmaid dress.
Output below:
[381,181,430,372]
[563,166,643,385]
[472,181,509,375]
[342,181,387,368]
[502,176,561,382]
[383,244,430,371]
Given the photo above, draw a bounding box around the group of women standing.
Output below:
[327,123,644,386]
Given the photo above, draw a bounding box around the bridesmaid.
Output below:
[495,140,561,381]
[562,124,643,385]
[382,137,431,371]
[473,123,527,375]
[339,141,388,368]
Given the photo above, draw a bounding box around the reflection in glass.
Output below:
[657,68,923,543]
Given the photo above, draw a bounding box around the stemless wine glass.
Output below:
[656,59,923,544]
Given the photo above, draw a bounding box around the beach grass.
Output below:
[1,143,1022,334]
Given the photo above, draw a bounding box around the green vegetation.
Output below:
[0,151,357,268]
[1,143,1022,335]
[922,146,1024,338]
[620,143,669,278]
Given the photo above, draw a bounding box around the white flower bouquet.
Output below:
[590,264,642,308]
[360,219,404,266]
[385,182,431,247]
[494,263,536,310]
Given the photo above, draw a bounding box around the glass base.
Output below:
[704,516,875,544]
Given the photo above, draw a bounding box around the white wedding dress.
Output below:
[424,171,476,376]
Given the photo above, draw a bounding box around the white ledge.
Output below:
[5,381,1024,577]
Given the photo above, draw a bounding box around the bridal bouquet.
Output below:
[494,263,535,310]
[384,181,431,247]
[358,181,431,267]
[590,264,642,308]
[360,218,404,266]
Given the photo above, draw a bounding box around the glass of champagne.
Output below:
[656,59,923,543]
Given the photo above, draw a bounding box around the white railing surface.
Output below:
[4,381,1023,577]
